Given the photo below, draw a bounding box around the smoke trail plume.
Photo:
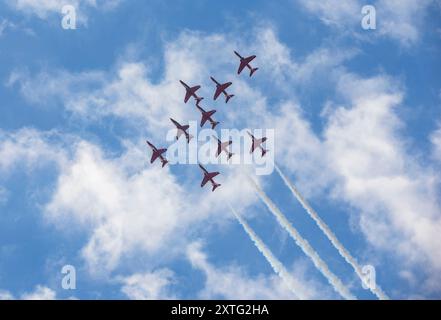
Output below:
[274,164,389,300]
[245,174,356,300]
[229,204,311,300]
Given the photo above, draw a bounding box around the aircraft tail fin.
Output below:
[250,67,259,77]
[212,183,221,192]
[226,94,235,103]
[196,96,204,104]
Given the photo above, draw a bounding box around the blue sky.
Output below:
[0,0,441,300]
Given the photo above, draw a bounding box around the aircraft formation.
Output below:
[146,51,266,192]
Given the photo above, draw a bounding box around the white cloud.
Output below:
[0,186,8,205]
[323,74,441,271]
[8,28,355,140]
[0,128,69,174]
[431,126,441,162]
[296,0,435,45]
[46,141,189,273]
[119,269,176,300]
[236,26,357,96]
[375,0,433,45]
[45,139,256,274]
[6,0,121,23]
[273,72,441,282]
[186,242,332,299]
[7,24,441,297]
[0,19,16,37]
[0,290,14,300]
[21,285,57,300]
[0,285,57,300]
[265,102,331,195]
[298,0,360,27]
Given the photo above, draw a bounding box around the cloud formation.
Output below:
[0,285,56,300]
[6,0,122,23]
[297,0,435,45]
[186,242,330,299]
[4,22,441,298]
[119,269,176,300]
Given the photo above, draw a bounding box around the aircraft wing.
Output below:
[201,175,210,187]
[208,172,219,180]
[216,144,222,156]
[250,141,257,153]
[170,118,179,128]
[213,87,223,100]
[201,114,209,127]
[221,82,232,91]
[238,56,256,74]
[201,172,220,187]
[238,61,248,74]
[151,148,166,163]
[244,55,256,64]
[207,110,216,117]
[146,141,155,150]
[184,91,192,103]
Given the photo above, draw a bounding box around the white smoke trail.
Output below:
[274,164,389,300]
[229,204,311,300]
[245,174,356,300]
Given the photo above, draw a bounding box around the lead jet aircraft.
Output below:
[180,80,204,104]
[234,51,258,77]
[199,164,221,192]
[170,118,193,143]
[212,136,234,160]
[210,77,234,103]
[248,131,268,157]
[196,105,219,129]
[146,140,168,167]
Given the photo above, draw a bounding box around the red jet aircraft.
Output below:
[212,136,234,160]
[210,77,234,103]
[196,105,219,129]
[248,131,268,157]
[146,140,168,167]
[199,164,221,192]
[180,80,204,104]
[170,118,193,143]
[234,51,258,77]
